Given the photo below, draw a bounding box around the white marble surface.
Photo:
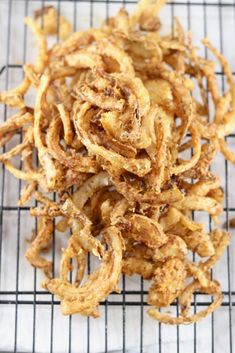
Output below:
[0,1,235,352]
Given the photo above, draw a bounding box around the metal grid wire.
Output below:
[0,0,235,352]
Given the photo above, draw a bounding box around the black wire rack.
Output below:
[0,0,235,352]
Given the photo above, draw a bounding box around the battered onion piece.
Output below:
[0,0,233,324]
[0,131,15,148]
[25,217,53,277]
[56,103,74,146]
[4,161,42,182]
[152,235,187,262]
[61,197,104,258]
[24,17,48,72]
[60,233,87,286]
[148,258,186,307]
[121,214,168,248]
[200,230,230,272]
[148,291,223,324]
[0,111,33,137]
[171,125,201,175]
[18,182,37,206]
[0,78,30,108]
[187,177,220,196]
[44,226,123,316]
[34,6,72,40]
[219,138,235,164]
[46,116,98,173]
[72,172,112,209]
[122,257,155,279]
[131,0,167,30]
[0,126,34,162]
[159,207,215,257]
[174,195,222,216]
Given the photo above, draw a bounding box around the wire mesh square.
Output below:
[0,0,234,352]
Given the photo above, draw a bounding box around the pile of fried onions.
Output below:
[0,0,234,324]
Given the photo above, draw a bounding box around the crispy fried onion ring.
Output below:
[44,226,123,317]
[0,0,233,324]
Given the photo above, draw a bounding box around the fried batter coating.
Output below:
[120,214,167,248]
[122,257,155,279]
[148,259,186,307]
[25,217,53,277]
[34,6,72,41]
